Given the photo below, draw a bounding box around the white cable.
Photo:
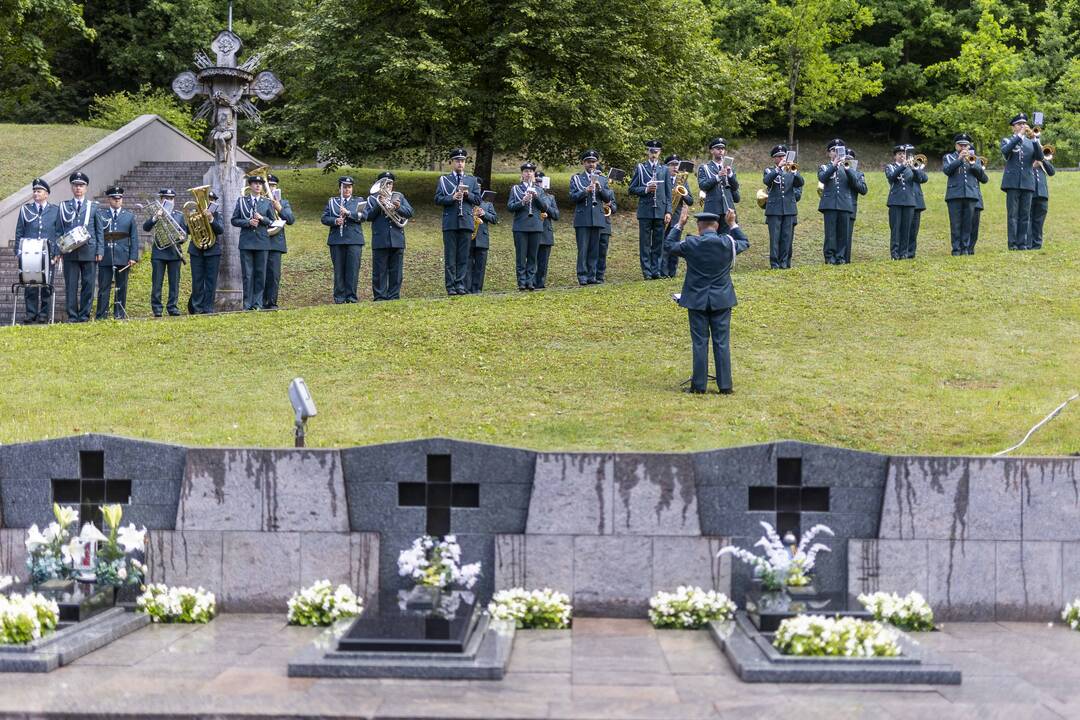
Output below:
[993,393,1079,456]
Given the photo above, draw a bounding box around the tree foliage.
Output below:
[898,0,1040,157]
[758,0,884,144]
[257,0,774,184]
[84,85,209,140]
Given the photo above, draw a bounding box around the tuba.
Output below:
[369,177,409,229]
[184,185,216,251]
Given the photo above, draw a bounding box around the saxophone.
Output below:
[184,185,216,250]
[669,170,689,214]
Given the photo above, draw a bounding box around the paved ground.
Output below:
[0,616,1077,719]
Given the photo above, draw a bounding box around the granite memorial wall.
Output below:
[0,434,1075,619]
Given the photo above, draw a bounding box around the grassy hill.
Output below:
[0,124,111,198]
[2,187,1077,454]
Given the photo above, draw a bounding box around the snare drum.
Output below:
[59,225,90,254]
[18,238,49,285]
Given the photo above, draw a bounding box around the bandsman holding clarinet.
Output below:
[321,176,367,304]
[435,148,482,295]
[569,149,614,285]
[94,185,139,320]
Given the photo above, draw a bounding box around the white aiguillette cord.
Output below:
[994,393,1079,456]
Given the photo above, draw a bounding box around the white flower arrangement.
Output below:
[0,576,14,593]
[287,580,364,626]
[93,505,147,588]
[137,584,216,624]
[718,522,833,590]
[0,592,60,645]
[859,591,935,632]
[773,615,901,658]
[487,588,572,629]
[648,586,737,629]
[1063,598,1080,631]
[397,535,481,590]
[24,504,80,584]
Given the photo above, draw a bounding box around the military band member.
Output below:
[943,134,988,256]
[1031,151,1054,250]
[629,140,671,279]
[1001,113,1043,250]
[536,171,559,290]
[367,171,414,301]
[263,175,295,310]
[664,205,749,394]
[697,138,739,232]
[14,178,61,324]
[57,171,102,322]
[569,149,614,285]
[231,174,275,311]
[142,188,186,317]
[846,149,867,263]
[907,147,928,259]
[763,144,802,270]
[885,145,917,261]
[818,139,856,264]
[597,196,616,283]
[467,191,497,294]
[507,162,547,290]
[321,176,367,304]
[187,190,225,314]
[660,154,693,278]
[94,186,139,320]
[435,148,482,295]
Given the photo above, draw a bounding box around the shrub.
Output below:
[0,592,60,645]
[487,588,572,629]
[773,615,901,658]
[858,591,935,631]
[137,584,216,624]
[287,580,364,626]
[1063,598,1080,631]
[648,586,737,629]
[85,85,208,141]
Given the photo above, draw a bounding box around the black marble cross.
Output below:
[747,457,829,538]
[397,454,480,536]
[51,451,132,527]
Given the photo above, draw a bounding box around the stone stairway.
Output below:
[1,161,250,325]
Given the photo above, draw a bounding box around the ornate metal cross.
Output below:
[170,30,284,310]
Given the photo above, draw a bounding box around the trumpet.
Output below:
[755,187,769,209]
[1023,126,1037,140]
[912,154,927,170]
[603,201,613,217]
[964,148,979,164]
[1042,145,1055,162]
[784,161,799,172]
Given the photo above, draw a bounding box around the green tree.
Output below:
[759,0,884,145]
[258,0,772,185]
[899,0,1041,157]
[0,0,94,114]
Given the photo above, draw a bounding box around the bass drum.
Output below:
[18,238,49,285]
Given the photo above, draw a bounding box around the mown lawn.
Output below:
[2,213,1077,455]
[0,124,111,198]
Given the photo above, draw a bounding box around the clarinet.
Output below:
[590,171,598,207]
[457,177,465,218]
[650,165,657,210]
[526,182,534,218]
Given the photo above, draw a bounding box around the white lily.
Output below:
[78,523,108,543]
[117,524,147,553]
[52,504,78,529]
[101,504,124,532]
[24,524,48,553]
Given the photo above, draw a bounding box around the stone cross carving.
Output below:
[52,450,132,527]
[171,30,284,311]
[397,455,481,536]
[747,457,830,539]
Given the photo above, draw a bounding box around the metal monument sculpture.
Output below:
[171,29,283,310]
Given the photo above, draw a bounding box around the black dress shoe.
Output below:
[518,287,527,291]
[526,285,536,291]
[587,279,599,284]
[683,387,706,394]
[719,388,734,395]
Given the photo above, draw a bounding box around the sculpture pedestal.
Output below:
[207,163,245,312]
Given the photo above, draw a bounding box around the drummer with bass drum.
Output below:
[13,178,61,324]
